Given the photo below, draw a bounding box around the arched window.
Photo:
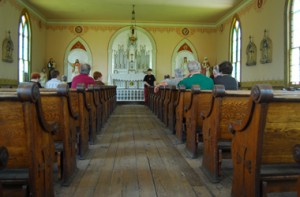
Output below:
[230,17,241,82]
[18,11,31,82]
[289,0,300,85]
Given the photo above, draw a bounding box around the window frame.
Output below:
[18,10,31,82]
[287,0,300,86]
[229,16,242,82]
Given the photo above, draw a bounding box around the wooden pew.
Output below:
[163,86,172,126]
[158,86,166,121]
[94,85,116,132]
[0,146,8,171]
[148,86,154,110]
[86,85,98,144]
[184,86,212,158]
[153,86,162,117]
[100,86,108,125]
[0,83,57,197]
[167,86,178,133]
[93,85,103,133]
[97,86,105,130]
[174,86,191,143]
[230,84,300,197]
[39,84,78,185]
[107,85,117,116]
[201,85,250,182]
[0,146,9,197]
[294,145,300,197]
[69,84,90,159]
[110,86,117,114]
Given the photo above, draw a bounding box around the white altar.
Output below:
[108,27,154,102]
[111,73,145,102]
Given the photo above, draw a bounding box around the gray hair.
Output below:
[80,63,91,75]
[187,60,201,73]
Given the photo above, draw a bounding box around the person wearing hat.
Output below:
[143,68,156,105]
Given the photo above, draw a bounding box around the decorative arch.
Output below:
[171,39,198,77]
[107,26,157,84]
[64,37,92,82]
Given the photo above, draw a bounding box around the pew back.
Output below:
[201,85,250,182]
[185,86,212,158]
[0,83,56,196]
[175,87,191,143]
[230,85,300,197]
[40,84,78,185]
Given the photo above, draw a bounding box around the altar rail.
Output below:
[116,88,144,102]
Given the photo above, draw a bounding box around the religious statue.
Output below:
[260,30,272,64]
[180,57,189,77]
[201,57,212,77]
[39,67,47,87]
[246,36,257,66]
[2,31,14,63]
[71,59,81,79]
[47,58,56,79]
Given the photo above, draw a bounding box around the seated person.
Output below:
[177,60,214,90]
[30,72,43,88]
[93,71,105,85]
[213,61,238,90]
[45,70,62,88]
[71,63,95,88]
[154,70,184,93]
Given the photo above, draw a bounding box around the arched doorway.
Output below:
[108,26,156,101]
[171,39,198,77]
[64,37,92,82]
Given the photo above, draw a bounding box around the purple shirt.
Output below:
[71,74,95,88]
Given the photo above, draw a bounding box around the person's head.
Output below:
[50,69,60,79]
[164,74,170,79]
[61,75,67,82]
[187,60,201,73]
[93,71,103,81]
[147,68,152,75]
[75,59,79,63]
[31,72,41,80]
[218,61,233,75]
[80,63,91,75]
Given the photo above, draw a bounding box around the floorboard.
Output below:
[55,104,297,197]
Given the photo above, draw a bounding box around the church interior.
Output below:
[0,0,300,196]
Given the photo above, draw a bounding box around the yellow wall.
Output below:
[217,0,286,87]
[0,0,22,83]
[0,0,46,85]
[45,25,218,83]
[0,0,290,88]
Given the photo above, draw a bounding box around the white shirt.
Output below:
[45,78,62,88]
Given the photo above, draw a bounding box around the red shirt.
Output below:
[71,74,95,88]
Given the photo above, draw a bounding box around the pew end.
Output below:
[230,84,300,197]
[0,83,57,196]
[201,85,250,183]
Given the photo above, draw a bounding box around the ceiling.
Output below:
[18,0,248,25]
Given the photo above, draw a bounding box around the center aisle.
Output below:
[56,104,212,197]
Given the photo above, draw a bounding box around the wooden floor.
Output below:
[55,104,297,197]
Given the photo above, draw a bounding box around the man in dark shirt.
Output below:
[143,68,156,105]
[213,61,238,90]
